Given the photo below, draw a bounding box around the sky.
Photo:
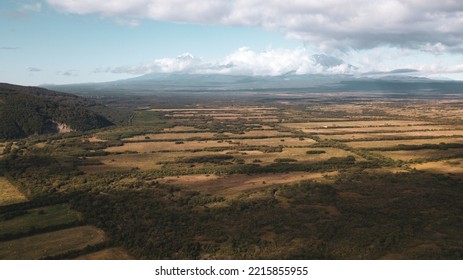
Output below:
[2,0,463,85]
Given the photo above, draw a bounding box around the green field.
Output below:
[0,226,106,260]
[0,204,82,236]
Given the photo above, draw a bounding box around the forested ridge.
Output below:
[0,83,113,139]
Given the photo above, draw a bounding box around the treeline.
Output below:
[181,155,234,164]
[215,156,368,175]
[368,142,463,151]
[337,135,463,143]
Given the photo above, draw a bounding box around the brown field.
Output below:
[308,125,459,134]
[0,204,82,236]
[345,137,463,149]
[319,130,463,141]
[149,107,277,112]
[34,143,47,148]
[280,120,431,130]
[105,140,234,153]
[123,130,291,141]
[79,151,226,173]
[87,136,107,143]
[173,113,275,118]
[385,104,463,120]
[410,160,463,179]
[233,137,315,147]
[106,136,315,153]
[254,125,275,130]
[75,247,133,260]
[123,132,217,141]
[162,126,205,132]
[158,171,337,196]
[0,177,28,206]
[235,147,363,164]
[213,116,278,121]
[224,130,292,138]
[259,118,280,122]
[378,148,463,162]
[0,226,106,260]
[81,132,353,175]
[80,146,360,174]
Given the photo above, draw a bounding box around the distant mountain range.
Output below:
[45,72,463,97]
[0,83,113,139]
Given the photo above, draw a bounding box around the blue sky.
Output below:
[2,0,463,85]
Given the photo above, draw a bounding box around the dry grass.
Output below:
[233,147,362,164]
[259,118,280,122]
[305,125,459,134]
[378,148,463,161]
[158,171,337,196]
[123,132,216,141]
[34,143,47,148]
[162,126,204,132]
[106,136,315,153]
[213,116,278,121]
[0,226,106,260]
[410,160,463,179]
[0,177,28,206]
[384,102,463,121]
[79,151,224,173]
[149,107,276,112]
[87,136,107,143]
[105,140,234,153]
[345,137,463,149]
[75,247,133,260]
[320,130,463,141]
[224,130,292,138]
[281,120,431,130]
[80,146,358,174]
[233,137,315,147]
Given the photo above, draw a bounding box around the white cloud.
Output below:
[46,0,463,52]
[405,63,463,76]
[103,47,356,76]
[111,53,203,74]
[21,3,42,13]
[98,46,463,79]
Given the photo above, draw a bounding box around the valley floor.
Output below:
[1,92,462,259]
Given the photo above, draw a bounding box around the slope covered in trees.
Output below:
[0,83,113,139]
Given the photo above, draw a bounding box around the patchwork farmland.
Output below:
[1,94,463,259]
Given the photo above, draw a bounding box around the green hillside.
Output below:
[0,83,113,139]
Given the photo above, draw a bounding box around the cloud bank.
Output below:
[96,46,463,78]
[103,48,356,76]
[46,0,463,52]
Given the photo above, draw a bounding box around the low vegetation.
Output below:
[1,89,463,259]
